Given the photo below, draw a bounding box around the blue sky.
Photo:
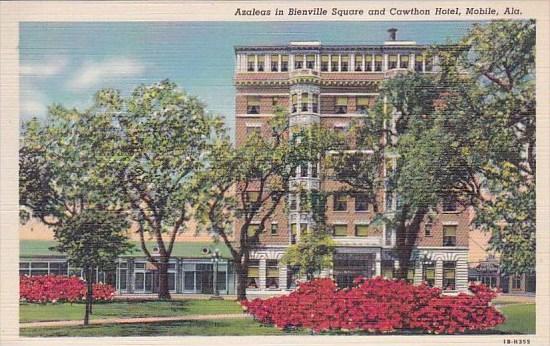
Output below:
[20,21,480,134]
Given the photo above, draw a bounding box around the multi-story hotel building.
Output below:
[234,29,469,295]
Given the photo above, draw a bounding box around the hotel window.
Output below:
[512,275,522,290]
[424,222,432,236]
[355,194,368,211]
[311,93,318,113]
[311,161,318,177]
[333,193,347,211]
[335,96,348,114]
[247,96,260,114]
[443,261,456,290]
[118,262,127,291]
[355,224,369,237]
[442,196,457,212]
[425,54,434,71]
[443,225,457,247]
[257,55,265,72]
[422,261,436,287]
[331,55,339,71]
[272,96,279,107]
[382,260,394,279]
[247,224,259,239]
[290,224,297,244]
[415,55,424,71]
[356,97,370,114]
[266,260,279,289]
[19,262,30,276]
[300,223,308,234]
[306,55,315,69]
[50,262,68,275]
[299,192,308,210]
[300,163,308,177]
[355,54,363,71]
[246,191,261,212]
[294,55,304,69]
[385,228,393,246]
[385,190,394,211]
[281,55,289,71]
[321,55,329,71]
[271,55,279,72]
[247,55,255,72]
[301,93,309,112]
[406,265,415,284]
[374,55,383,71]
[247,260,260,288]
[271,223,278,235]
[388,55,398,69]
[400,55,409,69]
[341,55,349,72]
[333,224,347,237]
[246,125,261,136]
[366,55,373,71]
[291,94,298,113]
[289,194,297,211]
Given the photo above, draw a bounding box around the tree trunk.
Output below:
[235,263,248,301]
[157,257,171,300]
[394,208,427,280]
[83,267,93,326]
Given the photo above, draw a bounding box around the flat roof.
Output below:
[20,240,233,259]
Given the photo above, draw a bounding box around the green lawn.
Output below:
[20,300,244,323]
[20,318,297,337]
[493,303,536,334]
[20,301,536,337]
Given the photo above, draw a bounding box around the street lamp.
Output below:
[210,248,223,300]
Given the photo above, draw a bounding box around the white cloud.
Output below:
[20,85,48,120]
[20,56,68,77]
[67,57,145,89]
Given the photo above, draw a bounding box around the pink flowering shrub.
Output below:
[20,275,115,303]
[241,277,505,334]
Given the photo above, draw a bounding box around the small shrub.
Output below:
[19,275,115,303]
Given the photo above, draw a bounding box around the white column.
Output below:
[372,54,375,71]
[384,54,388,71]
[265,54,271,72]
[350,53,355,72]
[278,54,282,72]
[409,53,414,70]
[362,54,366,71]
[259,258,267,290]
[290,54,294,71]
[435,259,443,288]
[279,263,288,290]
[338,55,341,72]
[375,252,381,276]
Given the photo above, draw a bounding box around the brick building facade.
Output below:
[234,29,470,295]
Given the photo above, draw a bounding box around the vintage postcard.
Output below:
[1,1,549,345]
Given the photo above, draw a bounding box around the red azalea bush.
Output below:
[20,275,115,303]
[241,277,505,334]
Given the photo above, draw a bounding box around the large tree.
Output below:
[330,20,535,278]
[196,110,336,300]
[94,80,226,299]
[20,103,132,325]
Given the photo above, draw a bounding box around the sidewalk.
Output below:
[20,313,249,328]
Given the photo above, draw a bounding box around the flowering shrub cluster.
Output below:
[20,275,115,303]
[242,277,505,334]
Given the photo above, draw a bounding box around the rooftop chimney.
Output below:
[387,28,398,41]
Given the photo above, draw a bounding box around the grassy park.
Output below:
[19,299,535,337]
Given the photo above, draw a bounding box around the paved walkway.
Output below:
[20,313,250,328]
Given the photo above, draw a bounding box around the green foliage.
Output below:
[53,209,132,271]
[281,229,335,280]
